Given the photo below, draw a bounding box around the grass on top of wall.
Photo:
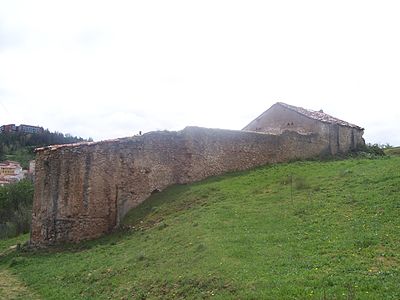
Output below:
[0,156,399,299]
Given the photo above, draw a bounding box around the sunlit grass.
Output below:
[0,157,399,299]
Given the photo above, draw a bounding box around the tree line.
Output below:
[0,130,92,167]
[0,180,34,239]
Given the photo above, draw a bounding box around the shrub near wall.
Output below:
[0,180,34,239]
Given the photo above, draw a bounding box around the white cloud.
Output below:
[0,0,399,144]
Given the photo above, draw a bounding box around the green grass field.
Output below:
[384,146,400,157]
[1,157,399,299]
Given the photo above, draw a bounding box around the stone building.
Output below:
[243,102,365,154]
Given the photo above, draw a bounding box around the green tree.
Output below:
[0,180,34,239]
[0,145,5,161]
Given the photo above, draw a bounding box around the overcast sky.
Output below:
[0,1,399,145]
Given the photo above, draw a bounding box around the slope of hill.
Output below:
[384,146,400,157]
[0,157,399,299]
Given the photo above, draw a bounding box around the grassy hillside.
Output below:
[4,148,35,169]
[1,157,399,299]
[384,146,400,156]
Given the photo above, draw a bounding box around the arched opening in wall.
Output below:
[151,188,160,194]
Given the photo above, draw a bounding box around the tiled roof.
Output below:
[277,102,363,130]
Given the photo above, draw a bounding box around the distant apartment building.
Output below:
[0,161,24,184]
[0,124,17,133]
[17,124,44,134]
[0,124,44,134]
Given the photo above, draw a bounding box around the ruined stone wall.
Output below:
[31,126,338,246]
[327,125,365,155]
[338,126,365,153]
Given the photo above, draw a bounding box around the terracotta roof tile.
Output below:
[277,102,363,130]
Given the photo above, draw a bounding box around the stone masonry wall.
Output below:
[31,126,338,246]
[243,104,365,156]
